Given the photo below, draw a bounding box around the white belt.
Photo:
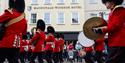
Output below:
[46,42,53,44]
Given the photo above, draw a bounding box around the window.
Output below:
[31,13,37,23]
[44,12,51,24]
[71,0,78,4]
[44,0,51,4]
[58,0,64,4]
[123,2,125,7]
[99,12,109,22]
[90,13,98,17]
[90,12,109,22]
[103,14,109,22]
[72,12,79,24]
[32,0,37,4]
[27,6,32,11]
[57,13,64,24]
[89,0,97,4]
[0,6,1,15]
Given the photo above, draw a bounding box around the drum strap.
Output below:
[5,9,25,27]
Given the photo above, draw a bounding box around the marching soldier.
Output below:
[0,0,27,62]
[58,34,65,63]
[19,35,29,63]
[45,26,55,63]
[27,41,33,62]
[94,38,105,63]
[53,33,61,63]
[29,19,46,63]
[93,0,125,63]
[84,46,94,63]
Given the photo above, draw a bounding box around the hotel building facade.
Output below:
[25,0,85,41]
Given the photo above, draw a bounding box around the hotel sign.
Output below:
[34,6,82,10]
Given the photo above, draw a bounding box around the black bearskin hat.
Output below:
[102,0,123,5]
[9,0,15,9]
[9,0,25,13]
[60,33,64,39]
[47,26,55,34]
[37,19,46,31]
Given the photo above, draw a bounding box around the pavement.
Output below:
[3,59,87,63]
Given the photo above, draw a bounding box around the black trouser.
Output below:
[27,52,32,61]
[0,48,20,63]
[94,51,103,63]
[45,50,53,63]
[59,51,63,63]
[76,50,83,62]
[63,49,68,60]
[30,52,44,63]
[84,52,94,63]
[106,47,125,63]
[19,52,27,63]
[53,52,60,63]
[0,48,5,63]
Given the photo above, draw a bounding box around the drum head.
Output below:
[83,17,107,40]
[78,32,94,47]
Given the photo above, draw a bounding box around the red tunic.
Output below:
[0,9,27,48]
[20,40,28,52]
[53,39,60,53]
[58,38,64,51]
[45,33,55,51]
[94,38,105,51]
[27,45,33,52]
[30,31,45,52]
[103,6,125,47]
[84,47,93,52]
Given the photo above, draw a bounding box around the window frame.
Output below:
[44,12,51,24]
[71,12,79,24]
[31,0,38,5]
[31,13,37,23]
[71,0,78,4]
[57,0,64,5]
[57,12,65,24]
[89,0,97,4]
[0,6,1,15]
[44,0,52,5]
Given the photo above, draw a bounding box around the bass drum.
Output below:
[78,32,95,47]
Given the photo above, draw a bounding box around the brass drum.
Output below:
[83,17,107,40]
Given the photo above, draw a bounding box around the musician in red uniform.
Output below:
[53,33,61,63]
[27,42,33,62]
[29,19,46,63]
[19,35,29,63]
[0,0,27,63]
[45,26,55,63]
[84,46,94,63]
[94,38,105,63]
[93,0,125,63]
[58,33,65,63]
